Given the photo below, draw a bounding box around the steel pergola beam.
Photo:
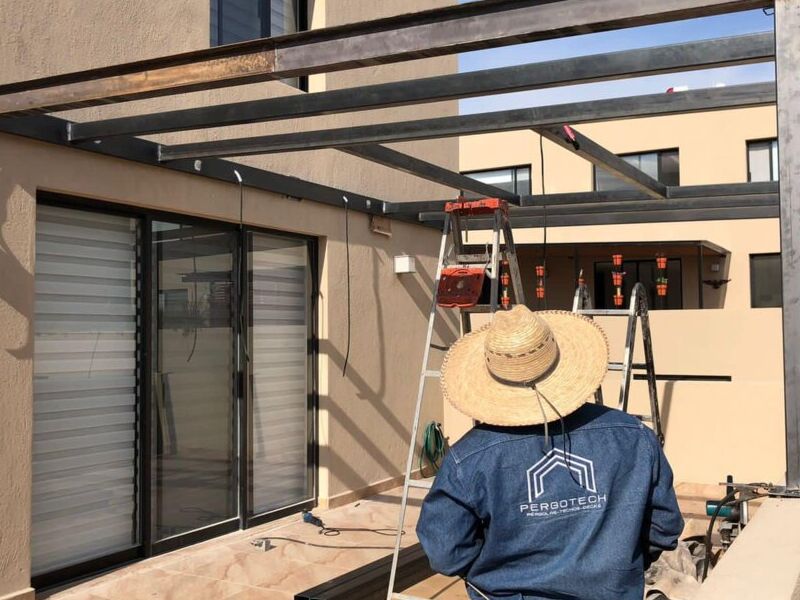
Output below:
[418,193,777,221]
[0,114,430,226]
[421,205,778,229]
[340,145,517,202]
[157,83,776,161]
[0,0,772,116]
[66,32,775,142]
[535,125,668,198]
[507,205,778,227]
[384,182,779,214]
[776,0,800,486]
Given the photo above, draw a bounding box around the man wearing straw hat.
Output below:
[417,306,683,600]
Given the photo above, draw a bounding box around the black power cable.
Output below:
[342,196,352,377]
[702,489,738,580]
[539,134,548,309]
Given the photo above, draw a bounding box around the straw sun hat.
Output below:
[441,306,609,426]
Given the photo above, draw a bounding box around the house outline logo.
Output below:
[526,448,597,502]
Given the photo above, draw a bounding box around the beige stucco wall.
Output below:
[454,106,785,488]
[0,1,458,596]
[461,106,778,192]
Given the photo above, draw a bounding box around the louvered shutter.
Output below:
[33,205,139,574]
[249,233,310,514]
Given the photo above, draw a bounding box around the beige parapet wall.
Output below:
[693,498,800,599]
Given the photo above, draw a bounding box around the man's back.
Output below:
[417,403,684,600]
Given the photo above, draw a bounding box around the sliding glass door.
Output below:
[33,197,316,583]
[151,221,238,541]
[248,232,314,518]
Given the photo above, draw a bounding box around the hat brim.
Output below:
[441,310,609,426]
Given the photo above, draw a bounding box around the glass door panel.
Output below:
[32,205,139,575]
[151,221,237,540]
[248,232,312,515]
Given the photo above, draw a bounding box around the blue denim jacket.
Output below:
[416,404,683,600]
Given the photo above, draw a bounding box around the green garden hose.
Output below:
[419,421,446,474]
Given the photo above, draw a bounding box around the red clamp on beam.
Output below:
[561,124,579,150]
[444,198,508,216]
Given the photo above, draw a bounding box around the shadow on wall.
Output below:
[320,242,458,493]
[0,180,34,360]
[702,254,732,310]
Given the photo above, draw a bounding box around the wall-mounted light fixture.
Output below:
[394,255,416,274]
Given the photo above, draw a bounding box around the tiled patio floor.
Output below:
[39,482,729,600]
[40,487,426,600]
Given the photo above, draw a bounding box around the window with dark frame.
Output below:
[750,253,782,308]
[747,139,779,182]
[210,0,308,89]
[594,258,683,310]
[461,165,532,199]
[594,149,680,192]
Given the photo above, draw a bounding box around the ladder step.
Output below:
[608,362,648,371]
[576,309,631,316]
[408,478,434,490]
[392,593,430,600]
[456,253,490,264]
[423,370,441,378]
[460,304,494,313]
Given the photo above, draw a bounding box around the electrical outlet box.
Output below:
[394,255,416,274]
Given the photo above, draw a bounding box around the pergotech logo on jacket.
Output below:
[520,448,607,517]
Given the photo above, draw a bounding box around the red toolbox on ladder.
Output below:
[436,199,508,308]
[437,267,485,308]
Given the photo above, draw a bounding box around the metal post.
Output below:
[776,0,800,486]
[697,245,705,309]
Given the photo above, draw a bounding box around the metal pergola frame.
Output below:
[0,0,797,483]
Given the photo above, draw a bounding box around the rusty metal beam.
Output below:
[158,83,776,161]
[535,125,668,198]
[0,0,772,116]
[67,32,775,141]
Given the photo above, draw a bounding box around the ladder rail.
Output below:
[617,285,640,412]
[572,283,603,405]
[638,295,664,443]
[385,213,452,600]
[502,216,526,306]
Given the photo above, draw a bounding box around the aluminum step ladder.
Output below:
[572,282,664,444]
[386,198,525,600]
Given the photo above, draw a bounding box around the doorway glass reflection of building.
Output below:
[151,221,237,541]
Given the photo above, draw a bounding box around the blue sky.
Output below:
[458,7,775,114]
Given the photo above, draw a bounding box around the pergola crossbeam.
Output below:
[418,194,777,221]
[384,182,779,214]
[421,206,778,229]
[67,32,775,142]
[535,125,668,198]
[340,145,518,202]
[0,0,772,116]
[157,83,776,161]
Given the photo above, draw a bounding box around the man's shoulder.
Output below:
[573,403,646,429]
[448,404,646,463]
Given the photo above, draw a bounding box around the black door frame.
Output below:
[32,191,319,588]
